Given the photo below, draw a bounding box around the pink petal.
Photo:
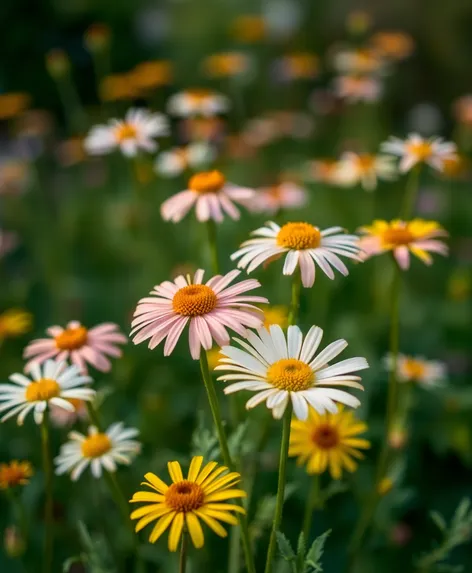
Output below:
[394,246,410,270]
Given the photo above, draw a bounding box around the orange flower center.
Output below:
[356,154,375,171]
[189,170,226,193]
[403,358,426,380]
[165,480,205,512]
[381,227,414,246]
[267,358,314,391]
[55,326,88,351]
[406,141,433,160]
[115,123,138,142]
[172,284,218,317]
[311,424,339,449]
[81,433,112,458]
[25,378,60,402]
[67,398,85,411]
[187,89,213,103]
[277,222,321,250]
[0,463,32,489]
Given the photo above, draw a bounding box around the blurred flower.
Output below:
[4,526,25,558]
[336,152,396,190]
[388,424,409,449]
[0,360,94,425]
[333,48,384,76]
[84,108,168,157]
[130,60,173,93]
[56,137,86,167]
[24,321,127,374]
[440,155,470,179]
[100,74,138,102]
[131,269,267,360]
[45,49,70,78]
[333,74,382,103]
[358,219,448,269]
[346,11,372,36]
[241,116,280,147]
[15,109,54,139]
[289,406,370,479]
[385,353,447,387]
[453,95,472,127]
[0,93,30,121]
[448,271,471,302]
[55,423,140,480]
[273,52,319,82]
[167,90,229,117]
[263,0,301,39]
[0,231,18,258]
[130,456,246,550]
[249,182,307,214]
[370,31,414,61]
[202,52,250,78]
[217,324,368,419]
[263,306,288,329]
[0,461,33,489]
[231,221,362,288]
[160,170,254,223]
[230,15,266,43]
[155,143,215,178]
[0,309,32,340]
[0,159,30,195]
[377,477,393,495]
[84,23,111,53]
[305,158,346,185]
[381,134,457,173]
[207,347,223,370]
[179,117,226,144]
[50,398,88,427]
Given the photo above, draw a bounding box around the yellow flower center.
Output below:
[311,424,340,449]
[0,462,32,489]
[67,398,85,411]
[381,226,414,246]
[356,154,375,171]
[55,326,88,351]
[25,378,60,402]
[407,141,433,160]
[81,433,112,458]
[115,123,138,142]
[276,222,321,250]
[165,480,205,512]
[267,358,314,391]
[187,89,212,103]
[188,170,226,193]
[403,358,426,380]
[172,284,218,317]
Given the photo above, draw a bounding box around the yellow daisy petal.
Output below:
[130,503,162,520]
[201,508,238,525]
[203,472,241,495]
[186,512,205,548]
[143,472,169,493]
[136,508,172,533]
[206,503,245,514]
[205,489,247,503]
[187,456,204,482]
[130,492,165,503]
[168,461,184,483]
[195,461,219,485]
[149,511,176,543]
[194,510,228,537]
[168,512,184,552]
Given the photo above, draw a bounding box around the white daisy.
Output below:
[84,108,169,157]
[231,221,362,288]
[381,133,457,173]
[54,423,141,480]
[384,353,446,388]
[333,75,383,104]
[216,325,368,420]
[167,89,229,117]
[336,152,397,190]
[0,360,95,425]
[154,142,215,177]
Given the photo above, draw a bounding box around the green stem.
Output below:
[179,530,188,573]
[199,351,256,573]
[400,166,421,220]
[9,491,29,539]
[41,413,53,573]
[206,220,220,275]
[85,401,101,429]
[228,523,241,573]
[264,403,293,573]
[302,475,321,541]
[56,77,87,135]
[288,272,302,326]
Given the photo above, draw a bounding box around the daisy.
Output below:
[154,142,215,178]
[50,398,88,427]
[336,152,397,190]
[167,89,229,117]
[131,269,268,360]
[23,321,127,374]
[289,406,370,479]
[305,158,349,186]
[358,219,448,269]
[54,423,140,481]
[0,360,95,425]
[216,324,368,420]
[385,353,446,387]
[231,221,362,288]
[129,456,246,550]
[0,461,33,489]
[249,182,308,215]
[370,31,414,61]
[160,170,255,223]
[84,108,169,157]
[333,75,382,103]
[202,52,250,78]
[381,134,457,173]
[0,309,32,340]
[273,52,319,82]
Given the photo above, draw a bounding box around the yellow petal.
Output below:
[187,456,204,482]
[199,465,229,488]
[196,461,219,485]
[204,489,247,503]
[206,503,245,514]
[136,508,172,533]
[203,472,241,495]
[186,512,205,548]
[130,503,162,520]
[143,472,169,493]
[195,510,228,537]
[167,461,183,483]
[168,512,184,552]
[149,511,176,544]
[130,492,165,503]
[200,508,238,525]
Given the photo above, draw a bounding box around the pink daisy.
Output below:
[131,269,268,359]
[250,182,308,215]
[160,170,254,223]
[23,321,127,374]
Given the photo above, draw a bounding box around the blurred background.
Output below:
[0,0,472,572]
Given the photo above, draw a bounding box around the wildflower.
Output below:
[371,31,414,61]
[453,95,472,127]
[160,170,254,223]
[0,461,33,489]
[84,108,168,157]
[250,182,307,214]
[167,89,229,117]
[0,360,94,425]
[0,93,30,121]
[381,134,457,173]
[155,143,215,178]
[50,398,88,427]
[274,52,319,81]
[263,306,288,329]
[333,74,382,103]
[385,353,446,387]
[305,158,347,186]
[130,60,173,93]
[55,423,140,480]
[56,137,87,167]
[230,15,266,43]
[130,456,246,550]
[180,117,226,143]
[217,324,368,420]
[358,219,448,269]
[0,309,32,340]
[336,152,397,190]
[333,48,384,75]
[4,526,25,558]
[100,74,138,102]
[231,221,362,288]
[377,477,394,495]
[207,347,224,370]
[202,52,250,78]
[131,269,267,359]
[45,49,70,78]
[0,160,30,195]
[24,321,127,374]
[289,406,370,479]
[84,23,111,53]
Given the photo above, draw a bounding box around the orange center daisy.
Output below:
[172,284,218,316]
[187,89,212,103]
[67,398,85,411]
[381,226,414,246]
[356,154,375,171]
[115,123,138,142]
[0,462,32,489]
[81,433,112,458]
[165,480,205,512]
[311,424,339,449]
[189,170,226,193]
[267,358,314,391]
[277,222,321,250]
[403,358,426,380]
[55,326,88,350]
[406,141,433,160]
[25,378,60,402]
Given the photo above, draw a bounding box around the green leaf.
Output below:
[190,411,220,460]
[319,481,348,504]
[431,511,447,532]
[304,529,331,572]
[297,531,306,561]
[228,420,250,459]
[63,556,85,573]
[276,531,296,562]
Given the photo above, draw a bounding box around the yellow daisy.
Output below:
[0,309,32,339]
[263,305,288,329]
[130,456,246,551]
[0,460,33,489]
[289,406,370,479]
